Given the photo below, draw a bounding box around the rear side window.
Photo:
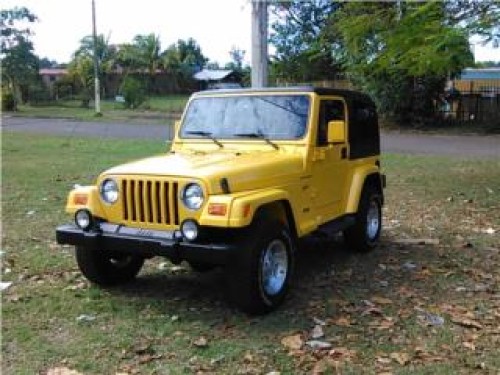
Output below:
[348,99,380,159]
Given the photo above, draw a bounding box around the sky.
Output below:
[3,0,499,65]
[3,0,252,65]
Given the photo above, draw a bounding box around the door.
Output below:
[310,98,349,223]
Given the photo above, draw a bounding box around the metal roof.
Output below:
[193,69,233,81]
[460,68,500,80]
[39,68,67,76]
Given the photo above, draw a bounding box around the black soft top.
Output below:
[193,86,375,106]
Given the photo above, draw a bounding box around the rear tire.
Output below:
[344,186,382,252]
[75,246,144,286]
[227,218,295,315]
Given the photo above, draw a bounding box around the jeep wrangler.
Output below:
[56,87,385,314]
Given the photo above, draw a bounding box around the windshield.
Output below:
[180,95,310,140]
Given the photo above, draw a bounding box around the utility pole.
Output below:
[92,0,101,115]
[251,0,268,88]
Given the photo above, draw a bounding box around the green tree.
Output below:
[1,6,39,108]
[116,43,142,72]
[70,34,116,104]
[444,0,500,46]
[162,38,208,75]
[269,0,342,83]
[162,45,181,73]
[225,46,250,86]
[475,61,500,68]
[67,55,93,108]
[206,61,221,70]
[227,46,246,71]
[2,37,40,104]
[120,76,146,109]
[1,6,37,50]
[39,57,58,68]
[131,33,161,92]
[74,34,116,75]
[332,1,499,123]
[132,34,161,74]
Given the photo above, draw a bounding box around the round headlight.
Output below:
[75,209,92,230]
[182,183,204,210]
[181,220,199,241]
[100,178,119,204]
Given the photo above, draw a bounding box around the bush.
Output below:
[120,76,146,109]
[27,84,54,106]
[2,90,16,111]
[54,79,75,100]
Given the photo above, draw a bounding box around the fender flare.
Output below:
[345,166,382,214]
[227,189,295,229]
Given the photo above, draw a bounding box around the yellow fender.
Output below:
[65,186,106,219]
[227,189,293,228]
[345,166,380,213]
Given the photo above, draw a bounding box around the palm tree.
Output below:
[74,34,116,69]
[131,33,161,92]
[115,43,142,74]
[67,55,93,108]
[73,34,116,99]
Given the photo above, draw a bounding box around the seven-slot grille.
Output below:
[121,178,180,225]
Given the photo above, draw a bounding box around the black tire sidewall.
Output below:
[344,186,382,252]
[363,192,382,247]
[256,226,294,308]
[188,261,216,273]
[228,219,295,314]
[75,246,144,286]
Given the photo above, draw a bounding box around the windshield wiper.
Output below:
[233,132,279,150]
[185,130,223,148]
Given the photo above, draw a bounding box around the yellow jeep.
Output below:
[56,87,385,314]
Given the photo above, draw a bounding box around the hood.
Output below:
[103,149,304,194]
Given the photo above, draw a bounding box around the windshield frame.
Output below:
[178,93,312,142]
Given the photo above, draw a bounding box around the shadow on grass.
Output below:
[106,234,444,331]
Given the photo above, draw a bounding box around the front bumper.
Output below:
[56,224,239,265]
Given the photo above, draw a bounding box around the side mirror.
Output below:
[327,120,346,143]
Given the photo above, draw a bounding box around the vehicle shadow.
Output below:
[113,234,392,317]
[112,232,443,338]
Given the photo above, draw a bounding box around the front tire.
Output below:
[344,186,382,252]
[188,261,216,273]
[75,246,144,286]
[227,219,295,315]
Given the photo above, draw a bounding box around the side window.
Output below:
[317,100,345,146]
[349,99,380,159]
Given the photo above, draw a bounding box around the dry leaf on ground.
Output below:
[371,296,393,305]
[281,334,303,350]
[46,368,83,375]
[332,317,352,326]
[390,352,410,365]
[450,316,483,330]
[193,336,209,348]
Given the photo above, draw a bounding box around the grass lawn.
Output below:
[2,132,499,374]
[8,95,189,124]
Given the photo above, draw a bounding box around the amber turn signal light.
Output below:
[208,203,227,216]
[73,194,88,205]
